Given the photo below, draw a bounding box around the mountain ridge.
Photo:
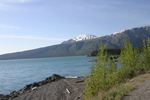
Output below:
[0,25,150,60]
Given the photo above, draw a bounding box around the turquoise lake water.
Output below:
[0,56,95,94]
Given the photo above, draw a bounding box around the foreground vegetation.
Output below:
[83,38,150,100]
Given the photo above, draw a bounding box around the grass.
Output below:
[88,83,134,100]
[88,73,150,100]
[99,85,134,100]
[138,74,148,82]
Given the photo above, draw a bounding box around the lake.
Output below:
[0,56,95,94]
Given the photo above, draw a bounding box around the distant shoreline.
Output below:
[0,55,87,61]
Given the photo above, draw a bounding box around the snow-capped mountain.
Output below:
[0,25,150,60]
[62,34,97,44]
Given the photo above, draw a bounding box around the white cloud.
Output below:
[0,25,19,29]
[0,35,67,41]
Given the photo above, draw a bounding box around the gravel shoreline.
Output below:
[2,74,150,100]
[122,74,150,100]
[0,74,85,100]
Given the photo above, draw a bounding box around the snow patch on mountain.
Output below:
[62,34,97,44]
[74,34,97,41]
[113,30,125,35]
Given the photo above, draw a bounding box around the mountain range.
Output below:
[0,25,150,60]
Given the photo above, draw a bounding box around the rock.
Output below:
[0,94,5,100]
[10,91,19,97]
[31,87,37,91]
[18,84,32,94]
[31,82,39,88]
[40,74,65,85]
[0,94,10,100]
[51,74,64,81]
[43,77,52,84]
[38,81,44,86]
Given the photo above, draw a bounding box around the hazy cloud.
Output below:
[0,0,37,10]
[0,35,67,41]
[0,25,19,29]
[0,0,34,3]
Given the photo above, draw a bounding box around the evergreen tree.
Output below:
[83,42,117,99]
[119,39,140,79]
[142,38,150,69]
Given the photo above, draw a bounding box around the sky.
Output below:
[0,0,150,54]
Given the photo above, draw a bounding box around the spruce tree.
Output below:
[142,38,150,69]
[120,39,139,79]
[83,42,117,99]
